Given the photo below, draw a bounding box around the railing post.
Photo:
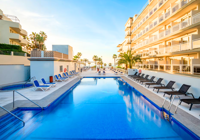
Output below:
[13,91,15,108]
[11,51,13,56]
[24,53,27,57]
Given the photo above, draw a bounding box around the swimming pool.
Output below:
[0,83,33,91]
[1,78,199,140]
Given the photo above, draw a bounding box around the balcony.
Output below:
[118,48,122,52]
[131,0,192,42]
[9,33,28,45]
[131,0,168,34]
[133,12,200,50]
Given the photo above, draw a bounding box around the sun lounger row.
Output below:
[111,69,123,75]
[33,70,78,91]
[98,71,106,75]
[129,72,200,112]
[33,78,56,91]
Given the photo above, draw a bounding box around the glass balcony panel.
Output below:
[159,31,165,38]
[181,0,188,7]
[172,3,179,14]
[171,44,180,52]
[159,0,164,7]
[193,38,200,49]
[165,28,171,36]
[172,24,180,32]
[181,42,190,50]
[181,18,190,29]
[159,15,164,23]
[154,20,158,26]
[192,13,200,24]
[149,23,153,29]
[165,46,171,53]
[165,11,170,19]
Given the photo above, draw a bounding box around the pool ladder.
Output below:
[161,95,176,121]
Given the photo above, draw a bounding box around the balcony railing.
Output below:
[131,0,191,42]
[3,14,20,23]
[133,12,200,50]
[31,50,68,59]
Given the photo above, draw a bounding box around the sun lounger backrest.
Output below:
[144,75,149,79]
[140,74,145,78]
[134,72,138,75]
[149,76,155,81]
[138,73,141,76]
[156,78,163,84]
[34,80,40,87]
[166,81,175,88]
[58,74,62,78]
[178,84,191,94]
[55,75,59,79]
[41,78,46,84]
[63,73,67,77]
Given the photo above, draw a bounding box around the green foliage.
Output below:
[0,44,28,55]
[0,44,22,51]
[116,66,122,68]
[117,50,141,69]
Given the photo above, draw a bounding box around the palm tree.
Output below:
[113,54,117,66]
[83,58,88,66]
[29,32,37,49]
[39,31,47,50]
[93,55,98,70]
[104,63,107,67]
[109,63,112,67]
[117,50,141,70]
[73,55,79,60]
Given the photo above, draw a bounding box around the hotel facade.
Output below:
[118,0,200,75]
[0,9,29,52]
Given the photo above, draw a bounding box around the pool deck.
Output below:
[0,69,200,137]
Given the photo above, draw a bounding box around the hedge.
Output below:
[0,44,22,51]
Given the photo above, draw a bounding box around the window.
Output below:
[60,66,63,72]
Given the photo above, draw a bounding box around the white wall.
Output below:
[139,69,200,97]
[30,61,54,82]
[0,65,30,85]
[54,61,77,76]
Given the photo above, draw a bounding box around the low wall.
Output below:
[0,55,30,66]
[136,69,200,97]
[0,65,30,86]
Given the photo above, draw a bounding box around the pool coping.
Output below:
[0,76,200,139]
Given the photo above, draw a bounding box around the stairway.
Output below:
[0,109,41,140]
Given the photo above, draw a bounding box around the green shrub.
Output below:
[0,44,22,51]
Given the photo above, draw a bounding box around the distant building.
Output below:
[52,45,73,60]
[0,9,29,52]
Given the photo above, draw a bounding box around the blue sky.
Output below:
[1,0,147,64]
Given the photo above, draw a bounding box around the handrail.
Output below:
[0,106,25,126]
[23,76,36,88]
[13,90,43,110]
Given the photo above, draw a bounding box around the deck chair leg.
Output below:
[189,104,193,111]
[157,89,159,93]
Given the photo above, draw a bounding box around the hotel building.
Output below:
[118,0,200,74]
[0,9,29,52]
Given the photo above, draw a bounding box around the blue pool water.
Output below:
[0,84,33,91]
[3,78,199,140]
